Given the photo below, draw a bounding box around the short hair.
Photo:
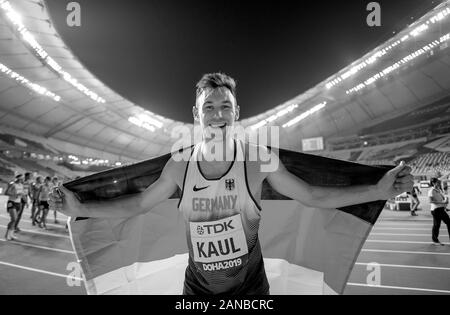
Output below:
[45,176,51,181]
[195,72,237,102]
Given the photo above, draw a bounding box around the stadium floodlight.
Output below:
[127,111,164,131]
[249,104,298,130]
[128,116,156,132]
[346,32,450,95]
[143,111,164,128]
[410,23,429,37]
[0,0,106,104]
[282,102,327,128]
[0,62,61,102]
[325,5,450,90]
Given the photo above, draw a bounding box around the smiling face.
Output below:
[193,87,240,141]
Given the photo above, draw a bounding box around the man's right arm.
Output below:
[56,158,181,219]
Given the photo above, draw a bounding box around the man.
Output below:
[15,172,32,232]
[50,177,60,224]
[4,174,24,240]
[31,176,43,226]
[407,184,421,216]
[51,72,413,295]
[428,177,450,246]
[37,176,52,230]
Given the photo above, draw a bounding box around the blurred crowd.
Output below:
[3,172,63,241]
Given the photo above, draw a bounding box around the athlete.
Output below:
[50,72,414,295]
[50,177,60,224]
[37,176,52,230]
[407,185,421,216]
[15,172,32,232]
[31,176,43,225]
[4,174,24,240]
[429,177,450,246]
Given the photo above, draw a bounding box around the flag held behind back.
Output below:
[65,147,391,295]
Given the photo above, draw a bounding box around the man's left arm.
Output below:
[266,155,413,209]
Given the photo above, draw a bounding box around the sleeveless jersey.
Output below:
[178,140,269,295]
[39,184,51,201]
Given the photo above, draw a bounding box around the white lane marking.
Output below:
[361,249,450,256]
[0,225,70,239]
[0,238,74,254]
[0,215,64,229]
[347,283,450,294]
[370,233,449,237]
[355,262,450,271]
[373,228,446,231]
[0,261,82,281]
[16,207,68,219]
[376,222,433,226]
[366,240,450,245]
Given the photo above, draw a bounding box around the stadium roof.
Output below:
[0,0,192,160]
[0,0,449,159]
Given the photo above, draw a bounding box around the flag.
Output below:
[66,147,390,295]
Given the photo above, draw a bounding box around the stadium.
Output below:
[0,0,449,295]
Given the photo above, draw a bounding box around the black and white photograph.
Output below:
[0,0,449,299]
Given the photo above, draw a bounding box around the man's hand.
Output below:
[49,186,87,217]
[376,161,414,200]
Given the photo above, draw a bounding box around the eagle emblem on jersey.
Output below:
[197,226,204,235]
[225,179,235,191]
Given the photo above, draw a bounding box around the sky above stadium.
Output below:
[45,0,437,122]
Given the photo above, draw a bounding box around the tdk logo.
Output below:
[198,220,234,235]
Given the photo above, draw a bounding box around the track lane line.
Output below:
[366,240,450,244]
[0,225,70,239]
[373,227,447,231]
[347,283,450,294]
[354,262,450,271]
[0,261,82,281]
[0,215,66,229]
[361,249,450,256]
[0,238,75,254]
[370,233,449,237]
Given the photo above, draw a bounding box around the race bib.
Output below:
[190,214,249,264]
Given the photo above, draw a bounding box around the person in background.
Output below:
[428,177,450,246]
[407,184,422,216]
[51,176,60,224]
[31,176,43,226]
[4,174,24,240]
[37,176,52,230]
[15,172,32,232]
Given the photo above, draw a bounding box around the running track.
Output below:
[0,203,449,295]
